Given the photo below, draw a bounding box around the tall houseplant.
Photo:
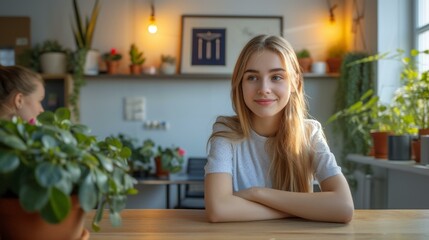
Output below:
[70,0,101,121]
[0,108,137,239]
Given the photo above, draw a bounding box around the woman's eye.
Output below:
[272,75,283,81]
[246,75,258,81]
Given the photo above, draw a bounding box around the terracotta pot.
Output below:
[0,196,87,240]
[298,58,312,73]
[418,128,429,136]
[371,131,392,159]
[326,57,342,73]
[106,61,120,74]
[129,64,142,75]
[412,139,421,163]
[155,156,169,177]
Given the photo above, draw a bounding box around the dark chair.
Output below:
[177,157,207,209]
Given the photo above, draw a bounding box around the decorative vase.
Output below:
[155,156,169,177]
[371,131,392,159]
[388,135,411,160]
[84,49,100,76]
[0,196,87,240]
[40,52,67,74]
[106,61,120,74]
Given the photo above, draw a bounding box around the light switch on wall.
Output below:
[124,97,146,121]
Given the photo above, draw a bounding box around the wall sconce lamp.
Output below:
[327,0,338,23]
[148,1,157,34]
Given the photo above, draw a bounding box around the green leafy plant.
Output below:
[0,108,137,231]
[155,146,185,173]
[161,54,176,64]
[40,40,69,54]
[117,134,154,173]
[129,44,146,66]
[296,49,311,58]
[102,48,122,62]
[72,0,100,50]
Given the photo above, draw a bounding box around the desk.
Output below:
[137,174,203,209]
[85,209,429,239]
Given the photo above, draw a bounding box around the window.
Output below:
[417,0,429,72]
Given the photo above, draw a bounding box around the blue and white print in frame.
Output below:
[180,15,283,74]
[192,28,226,66]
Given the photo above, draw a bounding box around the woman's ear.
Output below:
[13,92,24,110]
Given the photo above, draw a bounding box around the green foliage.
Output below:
[352,49,429,130]
[129,44,146,65]
[102,50,122,62]
[70,48,87,121]
[40,40,68,54]
[0,108,137,231]
[161,54,176,64]
[72,0,100,50]
[116,134,154,173]
[296,49,311,58]
[156,146,185,173]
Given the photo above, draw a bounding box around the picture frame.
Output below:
[179,15,283,74]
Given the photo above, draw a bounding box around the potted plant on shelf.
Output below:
[129,44,145,75]
[160,54,176,75]
[0,108,137,239]
[39,40,70,75]
[102,48,122,74]
[154,146,185,177]
[117,134,154,177]
[326,44,345,73]
[296,49,312,73]
[72,0,101,75]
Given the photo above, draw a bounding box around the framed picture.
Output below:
[179,15,283,74]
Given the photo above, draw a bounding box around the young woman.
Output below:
[205,35,354,223]
[0,65,45,121]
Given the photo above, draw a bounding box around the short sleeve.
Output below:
[205,136,233,175]
[308,120,342,182]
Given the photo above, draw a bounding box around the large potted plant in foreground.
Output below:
[0,108,137,239]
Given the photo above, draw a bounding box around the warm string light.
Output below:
[148,1,157,34]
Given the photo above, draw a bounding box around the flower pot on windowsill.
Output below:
[155,156,169,178]
[371,131,393,159]
[298,58,312,73]
[0,196,88,240]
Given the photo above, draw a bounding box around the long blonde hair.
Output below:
[209,35,314,192]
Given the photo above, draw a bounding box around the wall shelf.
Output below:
[84,72,339,80]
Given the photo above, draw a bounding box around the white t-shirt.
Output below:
[205,118,342,191]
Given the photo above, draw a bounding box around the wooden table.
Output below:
[85,209,429,239]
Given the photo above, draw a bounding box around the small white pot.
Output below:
[40,52,67,74]
[160,63,176,75]
[84,49,100,75]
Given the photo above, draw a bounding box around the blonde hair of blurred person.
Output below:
[0,65,45,121]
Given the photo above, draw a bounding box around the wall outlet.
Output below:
[124,97,146,121]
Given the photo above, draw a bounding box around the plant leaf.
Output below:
[37,111,56,125]
[55,107,71,122]
[0,152,20,173]
[40,187,71,224]
[19,180,49,212]
[79,171,98,212]
[35,162,63,188]
[0,134,27,150]
[109,210,122,227]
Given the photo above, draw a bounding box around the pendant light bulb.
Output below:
[148,2,157,34]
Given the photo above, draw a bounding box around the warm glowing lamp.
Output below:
[148,2,157,34]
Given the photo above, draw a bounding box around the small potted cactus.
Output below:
[129,44,145,75]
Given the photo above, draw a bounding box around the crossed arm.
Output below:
[204,173,354,223]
